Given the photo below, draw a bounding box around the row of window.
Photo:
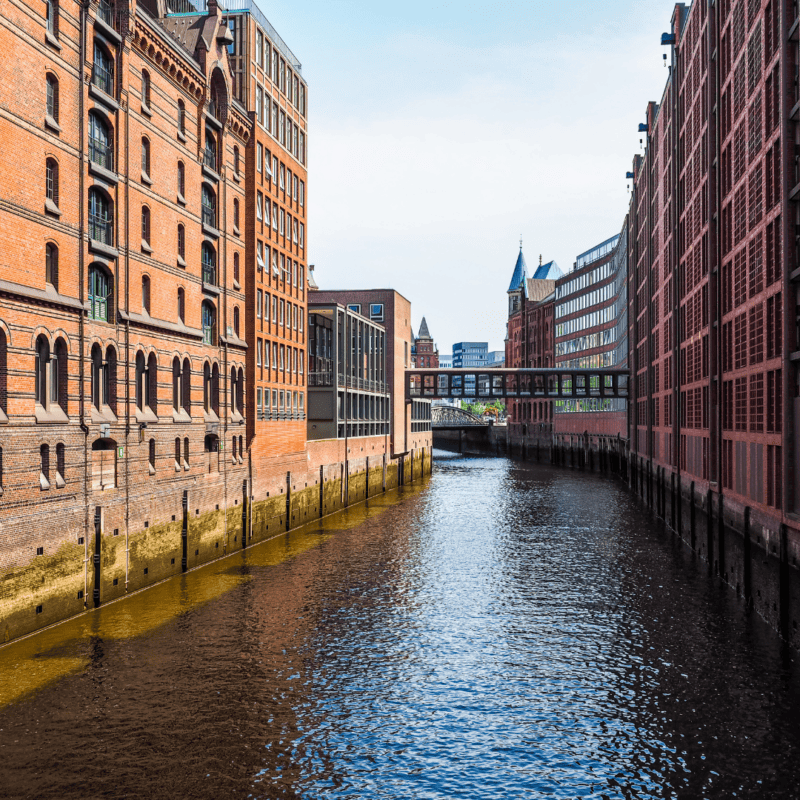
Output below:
[255,341,305,380]
[256,144,305,210]
[254,28,307,117]
[256,244,305,291]
[256,292,304,330]
[254,86,306,165]
[256,388,305,420]
[255,193,304,246]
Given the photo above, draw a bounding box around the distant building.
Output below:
[439,354,453,369]
[486,351,505,368]
[453,342,488,368]
[414,317,439,368]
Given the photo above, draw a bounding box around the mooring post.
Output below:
[743,506,752,607]
[689,480,696,550]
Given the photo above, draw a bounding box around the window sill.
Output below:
[177,192,186,206]
[89,82,119,111]
[202,222,220,239]
[141,171,153,186]
[141,102,153,118]
[35,404,68,424]
[135,407,158,424]
[177,131,187,143]
[230,411,244,424]
[233,225,240,237]
[91,405,117,424]
[93,15,121,44]
[0,408,7,424]
[204,111,222,131]
[89,238,118,259]
[204,410,220,424]
[45,199,62,217]
[177,255,187,269]
[141,240,153,254]
[45,115,61,134]
[45,31,62,50]
[202,282,221,297]
[233,172,241,184]
[202,163,220,183]
[40,474,51,491]
[172,408,192,424]
[233,279,241,291]
[149,463,156,475]
[89,160,118,185]
[55,472,65,489]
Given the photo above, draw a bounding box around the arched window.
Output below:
[201,301,216,344]
[35,336,50,407]
[88,264,111,321]
[91,343,103,408]
[147,352,158,413]
[233,145,240,176]
[172,357,181,412]
[89,188,113,245]
[177,224,185,260]
[177,161,185,197]
[233,198,239,230]
[237,368,244,417]
[201,243,216,285]
[89,112,112,170]
[46,243,58,288]
[105,345,117,413]
[141,137,150,177]
[135,351,146,411]
[141,69,151,108]
[46,73,59,122]
[233,252,240,283]
[177,99,185,135]
[35,336,66,413]
[0,328,7,418]
[204,129,216,171]
[55,442,65,487]
[204,362,220,415]
[136,352,157,414]
[149,438,156,473]
[182,358,191,414]
[92,40,114,95]
[233,306,240,337]
[183,437,190,468]
[174,437,181,470]
[177,287,185,322]
[142,275,150,313]
[45,158,59,208]
[201,184,216,228]
[141,207,150,248]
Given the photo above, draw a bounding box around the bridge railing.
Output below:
[406,368,629,400]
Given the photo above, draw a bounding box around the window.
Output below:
[141,137,150,177]
[232,252,240,285]
[56,442,65,487]
[149,438,156,473]
[45,158,59,210]
[204,129,216,171]
[233,306,240,337]
[257,142,263,173]
[233,198,240,230]
[172,357,191,415]
[300,180,305,207]
[233,146,240,176]
[91,344,110,409]
[177,161,185,198]
[46,243,58,288]
[257,290,262,319]
[141,275,150,313]
[141,206,150,248]
[35,336,66,413]
[177,224,185,260]
[46,73,59,123]
[88,265,111,321]
[46,0,58,36]
[202,243,216,285]
[203,361,219,414]
[257,241,264,269]
[202,301,216,345]
[141,70,151,109]
[92,40,114,95]
[135,352,157,413]
[348,304,361,314]
[89,112,112,170]
[370,304,384,321]
[40,444,50,489]
[0,329,6,420]
[257,191,263,221]
[202,184,216,228]
[89,188,113,245]
[177,287,185,323]
[177,99,185,136]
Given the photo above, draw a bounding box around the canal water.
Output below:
[2,452,800,799]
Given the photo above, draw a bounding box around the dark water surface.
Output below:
[2,453,800,799]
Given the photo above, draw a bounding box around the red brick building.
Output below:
[505,247,559,442]
[0,0,251,638]
[413,317,439,368]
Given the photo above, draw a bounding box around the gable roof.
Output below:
[532,260,563,280]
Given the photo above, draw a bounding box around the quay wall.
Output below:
[0,444,432,645]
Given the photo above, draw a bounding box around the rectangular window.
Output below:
[272,295,277,321]
[279,111,285,145]
[257,338,262,367]
[299,181,305,206]
[257,142,263,172]
[348,304,361,314]
[257,290,262,318]
[280,346,285,371]
[257,241,264,269]
[256,192,263,221]
[280,165,285,192]
[256,31,263,66]
[280,299,285,325]
[256,86,263,125]
[280,209,285,236]
[264,200,270,228]
[273,343,277,372]
[265,149,272,178]
[264,339,270,369]
[299,223,304,248]
[299,309,304,333]
[370,303,384,320]
[264,292,270,321]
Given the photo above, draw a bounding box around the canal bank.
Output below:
[438,425,800,652]
[0,447,432,646]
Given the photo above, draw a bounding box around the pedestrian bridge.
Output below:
[431,406,488,429]
[406,368,629,401]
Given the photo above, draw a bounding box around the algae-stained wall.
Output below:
[0,446,434,645]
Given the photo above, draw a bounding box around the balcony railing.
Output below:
[202,204,216,228]
[203,147,217,172]
[91,63,114,96]
[308,371,333,387]
[202,262,216,285]
[97,0,114,27]
[89,213,113,246]
[89,137,113,171]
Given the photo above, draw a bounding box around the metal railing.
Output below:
[91,63,114,96]
[89,136,113,171]
[89,213,113,246]
[308,372,333,387]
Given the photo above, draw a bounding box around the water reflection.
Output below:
[1,454,800,799]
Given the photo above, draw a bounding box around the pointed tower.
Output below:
[414,317,439,368]
[507,243,528,317]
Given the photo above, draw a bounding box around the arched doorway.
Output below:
[92,437,117,490]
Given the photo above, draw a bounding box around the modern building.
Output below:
[0,0,251,631]
[452,342,488,368]
[306,301,389,444]
[439,354,453,369]
[553,232,628,439]
[486,351,505,368]
[414,317,439,368]
[309,288,432,459]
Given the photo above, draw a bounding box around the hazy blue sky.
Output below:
[263,0,675,352]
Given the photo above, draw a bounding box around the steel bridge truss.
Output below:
[406,368,630,401]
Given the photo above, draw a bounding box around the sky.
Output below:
[263,0,676,352]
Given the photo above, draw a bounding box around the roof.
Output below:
[507,248,528,293]
[531,260,563,280]
[418,317,432,339]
